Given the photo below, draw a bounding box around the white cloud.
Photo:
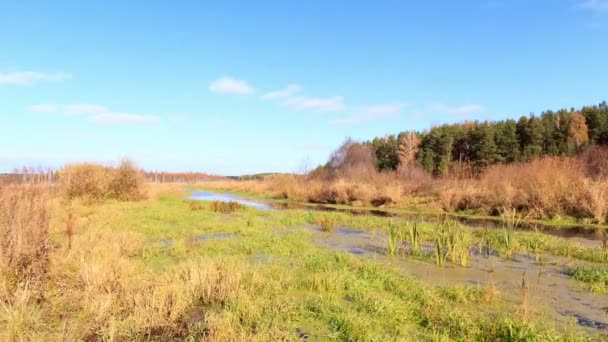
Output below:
[430,104,483,117]
[283,96,345,113]
[0,71,71,85]
[331,102,407,125]
[209,77,254,94]
[29,103,159,124]
[581,0,608,11]
[261,84,301,100]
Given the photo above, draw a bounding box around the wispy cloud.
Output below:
[331,102,407,125]
[209,76,254,94]
[283,96,346,113]
[430,103,483,118]
[580,0,608,12]
[261,84,301,100]
[0,71,71,85]
[29,103,159,124]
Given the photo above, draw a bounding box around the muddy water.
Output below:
[304,225,608,332]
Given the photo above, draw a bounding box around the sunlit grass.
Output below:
[0,185,603,340]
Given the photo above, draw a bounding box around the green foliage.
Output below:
[362,102,608,174]
[568,266,608,293]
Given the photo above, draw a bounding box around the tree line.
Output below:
[366,101,608,176]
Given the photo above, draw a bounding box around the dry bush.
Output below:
[578,146,608,180]
[59,160,146,202]
[397,165,434,193]
[108,159,146,201]
[0,185,50,284]
[307,184,349,204]
[59,163,111,200]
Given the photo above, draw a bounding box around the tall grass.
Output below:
[567,266,608,293]
[196,151,608,224]
[387,221,402,256]
[210,201,244,213]
[0,185,50,284]
[405,221,421,255]
[314,214,338,232]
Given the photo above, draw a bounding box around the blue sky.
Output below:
[1,0,607,175]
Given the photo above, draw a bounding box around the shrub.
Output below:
[108,159,146,201]
[59,163,111,200]
[59,159,146,201]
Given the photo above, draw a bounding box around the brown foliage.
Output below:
[59,159,146,201]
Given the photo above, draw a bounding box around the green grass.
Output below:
[4,190,603,340]
[568,266,608,293]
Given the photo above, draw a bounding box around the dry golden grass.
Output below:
[0,185,51,285]
[197,153,608,223]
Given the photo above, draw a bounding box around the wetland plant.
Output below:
[434,231,449,267]
[405,221,421,255]
[188,200,204,211]
[519,272,529,317]
[387,221,402,256]
[315,214,338,232]
[210,200,244,213]
[502,227,515,259]
[567,265,608,293]
[500,208,521,259]
[458,230,472,267]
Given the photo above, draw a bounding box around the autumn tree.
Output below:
[397,131,420,168]
[567,112,589,150]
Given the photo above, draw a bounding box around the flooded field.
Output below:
[192,191,608,333]
[189,190,274,210]
[306,225,608,332]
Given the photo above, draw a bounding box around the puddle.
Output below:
[161,232,236,247]
[193,232,235,242]
[189,191,274,210]
[278,203,607,243]
[305,225,608,332]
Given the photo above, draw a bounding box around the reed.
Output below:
[405,221,421,255]
[434,231,449,267]
[387,221,402,256]
[210,201,244,213]
[518,272,529,318]
[315,214,338,232]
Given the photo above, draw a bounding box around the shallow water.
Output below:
[193,191,606,242]
[305,225,608,332]
[161,232,236,247]
[190,191,274,210]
